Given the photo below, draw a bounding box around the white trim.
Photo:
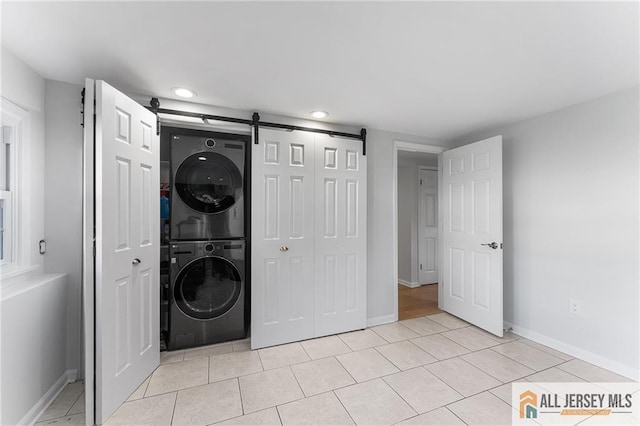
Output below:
[0,97,32,280]
[366,313,396,328]
[82,78,96,426]
[398,279,421,288]
[505,321,640,381]
[19,369,77,426]
[0,271,63,301]
[393,140,446,323]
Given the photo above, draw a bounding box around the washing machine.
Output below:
[168,241,246,350]
[171,133,245,240]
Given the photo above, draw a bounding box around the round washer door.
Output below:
[174,152,242,214]
[174,256,242,320]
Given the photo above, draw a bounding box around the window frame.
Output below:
[1,97,33,280]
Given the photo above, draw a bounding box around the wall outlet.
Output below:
[569,299,581,315]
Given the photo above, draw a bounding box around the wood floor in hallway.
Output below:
[398,283,443,320]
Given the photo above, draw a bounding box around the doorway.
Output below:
[393,141,445,321]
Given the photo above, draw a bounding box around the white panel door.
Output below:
[418,168,438,284]
[251,129,315,349]
[313,135,367,337]
[94,80,160,423]
[441,136,503,336]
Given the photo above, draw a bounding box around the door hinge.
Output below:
[93,239,96,257]
[420,263,423,270]
[80,88,85,128]
[420,179,423,185]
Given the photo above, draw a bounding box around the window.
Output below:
[1,97,31,279]
[0,124,12,263]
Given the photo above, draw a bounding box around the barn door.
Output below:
[313,135,367,336]
[86,79,160,423]
[251,129,367,349]
[251,129,316,349]
[441,136,503,336]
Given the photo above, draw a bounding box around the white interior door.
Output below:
[251,129,316,349]
[418,168,438,284]
[93,80,160,422]
[441,136,503,336]
[313,135,367,337]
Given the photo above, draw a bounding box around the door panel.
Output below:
[95,80,160,423]
[441,136,503,337]
[251,129,315,349]
[251,130,367,348]
[418,169,438,284]
[313,135,367,337]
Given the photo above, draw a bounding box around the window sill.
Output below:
[1,264,40,286]
[1,270,65,302]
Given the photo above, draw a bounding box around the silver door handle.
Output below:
[132,258,141,265]
[481,242,499,249]
[279,246,289,252]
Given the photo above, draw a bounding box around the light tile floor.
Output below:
[36,312,638,425]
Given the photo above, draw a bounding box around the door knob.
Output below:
[279,246,289,252]
[132,258,141,265]
[481,242,499,250]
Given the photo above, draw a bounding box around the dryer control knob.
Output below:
[205,244,214,252]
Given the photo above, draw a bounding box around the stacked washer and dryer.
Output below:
[167,131,248,350]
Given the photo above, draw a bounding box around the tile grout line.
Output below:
[485,346,552,374]
[331,389,358,425]
[378,373,423,421]
[286,364,309,401]
[168,391,178,426]
[65,383,84,417]
[297,341,313,361]
[444,404,471,425]
[332,355,360,387]
[234,377,246,416]
[274,404,284,425]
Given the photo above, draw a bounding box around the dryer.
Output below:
[168,241,246,350]
[171,133,245,240]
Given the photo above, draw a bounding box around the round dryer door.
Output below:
[174,152,242,214]
[174,256,242,320]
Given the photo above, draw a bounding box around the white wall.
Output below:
[44,80,84,377]
[367,130,453,324]
[0,47,75,424]
[457,87,639,378]
[1,274,70,425]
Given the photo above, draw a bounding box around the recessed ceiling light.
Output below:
[310,110,329,119]
[173,87,196,98]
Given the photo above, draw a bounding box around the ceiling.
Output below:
[2,1,638,140]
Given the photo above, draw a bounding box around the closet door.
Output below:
[251,129,315,349]
[314,135,367,336]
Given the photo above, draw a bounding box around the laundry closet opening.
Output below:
[160,125,251,351]
[152,103,368,352]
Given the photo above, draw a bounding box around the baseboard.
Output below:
[504,321,639,381]
[398,279,421,288]
[20,369,77,426]
[367,313,396,328]
[67,369,78,383]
